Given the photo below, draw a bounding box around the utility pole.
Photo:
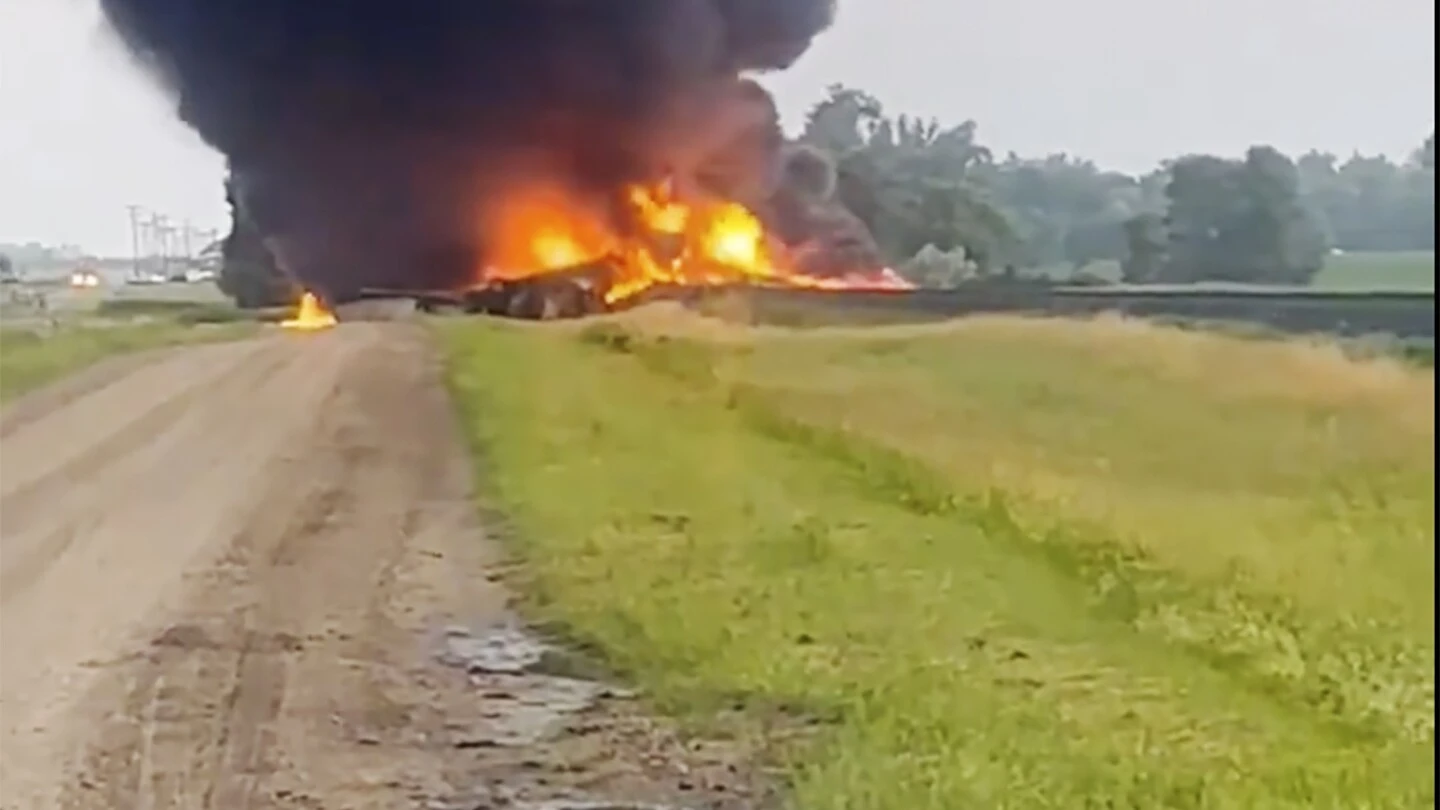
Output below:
[127,204,144,278]
[199,228,221,271]
[150,213,169,277]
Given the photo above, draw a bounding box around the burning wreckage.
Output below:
[361,175,914,320]
[111,0,909,322]
[231,173,914,321]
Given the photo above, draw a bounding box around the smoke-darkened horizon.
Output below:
[98,0,840,297]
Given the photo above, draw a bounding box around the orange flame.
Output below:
[479,180,912,305]
[281,291,338,331]
[484,184,614,281]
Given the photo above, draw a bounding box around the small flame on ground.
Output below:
[480,180,913,305]
[281,291,338,331]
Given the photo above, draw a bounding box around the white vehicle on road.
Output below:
[68,269,102,289]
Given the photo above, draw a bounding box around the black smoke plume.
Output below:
[99,0,838,299]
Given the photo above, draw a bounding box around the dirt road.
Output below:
[0,324,765,810]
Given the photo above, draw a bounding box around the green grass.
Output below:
[93,297,255,324]
[1055,250,1435,291]
[1317,251,1435,291]
[436,309,1434,809]
[0,321,253,402]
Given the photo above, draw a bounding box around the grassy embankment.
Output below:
[437,307,1434,809]
[0,314,253,403]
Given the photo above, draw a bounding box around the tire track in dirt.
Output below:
[0,340,268,492]
[0,330,357,808]
[0,343,292,600]
[1,323,776,810]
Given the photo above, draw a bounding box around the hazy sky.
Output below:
[2,0,1433,256]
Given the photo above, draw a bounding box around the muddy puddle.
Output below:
[433,620,710,810]
[439,621,617,749]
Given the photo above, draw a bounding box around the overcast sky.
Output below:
[1,0,1433,256]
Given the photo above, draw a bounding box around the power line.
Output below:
[127,205,223,275]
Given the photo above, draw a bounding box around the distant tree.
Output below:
[1161,155,1237,282]
[789,86,1438,286]
[1120,213,1168,283]
[801,84,885,154]
[1416,134,1435,172]
[1294,139,1434,252]
[1238,146,1328,283]
[795,85,1016,273]
[784,86,1433,286]
[1160,147,1325,284]
[975,154,1140,269]
[1065,217,1129,271]
[1404,134,1436,251]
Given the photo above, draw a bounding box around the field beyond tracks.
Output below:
[438,307,1435,810]
[1050,250,1436,291]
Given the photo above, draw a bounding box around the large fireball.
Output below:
[479,179,910,306]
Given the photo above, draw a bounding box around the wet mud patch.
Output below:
[430,619,783,810]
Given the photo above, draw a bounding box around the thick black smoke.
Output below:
[100,0,837,298]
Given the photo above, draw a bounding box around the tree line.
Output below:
[785,85,1434,286]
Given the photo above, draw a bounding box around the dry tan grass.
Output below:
[600,305,1434,439]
